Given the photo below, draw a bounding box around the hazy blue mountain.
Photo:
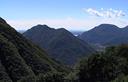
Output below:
[70,31,84,36]
[78,24,128,46]
[0,17,68,82]
[23,25,95,65]
[18,30,26,34]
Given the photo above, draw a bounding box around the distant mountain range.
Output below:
[78,24,128,47]
[23,25,95,65]
[0,17,68,82]
[71,31,83,36]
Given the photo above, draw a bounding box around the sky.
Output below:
[0,0,128,31]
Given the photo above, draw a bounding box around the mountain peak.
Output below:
[0,18,15,34]
[0,17,7,24]
[36,24,49,28]
[57,28,73,36]
[57,28,68,32]
[95,24,119,29]
[31,24,54,31]
[99,24,117,26]
[34,24,50,28]
[57,28,66,30]
[92,24,119,31]
[124,25,128,28]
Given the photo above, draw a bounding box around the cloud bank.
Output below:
[85,8,126,18]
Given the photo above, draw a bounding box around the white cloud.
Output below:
[85,8,126,18]
[86,8,103,17]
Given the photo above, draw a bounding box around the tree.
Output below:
[37,72,65,82]
[77,45,128,82]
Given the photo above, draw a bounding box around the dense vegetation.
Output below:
[36,45,128,82]
[72,45,128,82]
[0,17,69,82]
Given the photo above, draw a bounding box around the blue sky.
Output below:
[0,0,128,30]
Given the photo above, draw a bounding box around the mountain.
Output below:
[0,17,68,82]
[78,24,128,47]
[23,25,95,65]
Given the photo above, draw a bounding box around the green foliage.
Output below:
[17,76,36,82]
[0,18,69,82]
[0,61,12,82]
[0,34,35,81]
[111,74,128,82]
[37,72,65,82]
[76,45,128,82]
[65,71,79,82]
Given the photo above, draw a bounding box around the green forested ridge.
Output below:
[73,45,128,82]
[0,17,69,82]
